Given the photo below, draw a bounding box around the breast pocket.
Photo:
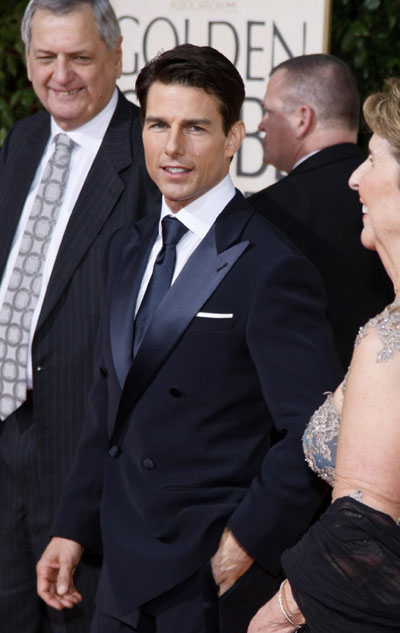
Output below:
[190,312,236,332]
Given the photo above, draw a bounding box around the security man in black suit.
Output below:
[250,54,392,370]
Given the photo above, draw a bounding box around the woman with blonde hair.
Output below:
[249,78,400,632]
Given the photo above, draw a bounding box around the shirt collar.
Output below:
[50,87,119,152]
[160,174,236,239]
[292,149,320,171]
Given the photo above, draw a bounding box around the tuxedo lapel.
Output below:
[110,217,159,387]
[36,95,136,330]
[0,113,50,275]
[111,193,252,440]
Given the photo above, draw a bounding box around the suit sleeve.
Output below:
[50,331,109,552]
[228,252,343,574]
[50,233,124,553]
[0,122,15,170]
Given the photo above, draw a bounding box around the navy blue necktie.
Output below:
[133,216,188,356]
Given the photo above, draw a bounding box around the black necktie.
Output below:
[133,216,188,356]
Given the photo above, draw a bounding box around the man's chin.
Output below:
[49,105,88,131]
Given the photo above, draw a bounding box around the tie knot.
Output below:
[54,133,74,153]
[161,216,188,247]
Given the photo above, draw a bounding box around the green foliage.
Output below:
[332,0,400,89]
[0,0,41,145]
[331,0,400,150]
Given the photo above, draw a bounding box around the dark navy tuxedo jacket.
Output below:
[53,191,342,624]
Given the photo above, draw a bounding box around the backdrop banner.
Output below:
[112,0,331,194]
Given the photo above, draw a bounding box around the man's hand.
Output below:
[37,537,84,610]
[211,527,254,596]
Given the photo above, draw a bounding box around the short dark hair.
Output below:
[271,54,359,131]
[136,44,245,135]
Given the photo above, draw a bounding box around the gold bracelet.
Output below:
[278,579,306,629]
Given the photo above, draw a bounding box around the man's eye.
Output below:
[148,122,167,130]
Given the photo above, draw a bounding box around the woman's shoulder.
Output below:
[354,298,400,364]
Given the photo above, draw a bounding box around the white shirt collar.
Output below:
[50,87,119,152]
[160,174,236,239]
[292,149,320,171]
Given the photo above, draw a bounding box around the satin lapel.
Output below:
[0,114,50,274]
[110,217,159,387]
[112,217,250,440]
[36,97,135,330]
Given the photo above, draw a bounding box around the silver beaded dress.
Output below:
[303,298,400,486]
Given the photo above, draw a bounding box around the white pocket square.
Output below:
[196,312,233,319]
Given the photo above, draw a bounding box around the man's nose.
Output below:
[52,57,73,84]
[165,128,184,157]
[258,116,267,132]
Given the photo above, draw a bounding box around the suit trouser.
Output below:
[0,398,101,633]
[91,560,282,633]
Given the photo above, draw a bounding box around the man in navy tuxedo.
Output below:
[37,44,342,633]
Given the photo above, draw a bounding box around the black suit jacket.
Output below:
[249,144,393,369]
[0,91,158,525]
[53,191,342,625]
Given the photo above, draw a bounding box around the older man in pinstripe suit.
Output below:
[0,1,157,632]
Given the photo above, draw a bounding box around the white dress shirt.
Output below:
[0,88,118,387]
[292,149,320,171]
[135,173,236,315]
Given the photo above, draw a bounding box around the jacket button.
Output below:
[169,386,181,397]
[36,366,45,372]
[100,366,108,377]
[108,445,121,458]
[143,458,155,470]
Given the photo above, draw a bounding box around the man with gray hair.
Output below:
[250,54,392,369]
[0,1,156,631]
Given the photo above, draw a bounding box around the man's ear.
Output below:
[225,120,246,158]
[295,105,313,139]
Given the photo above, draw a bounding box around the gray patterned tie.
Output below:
[0,133,74,419]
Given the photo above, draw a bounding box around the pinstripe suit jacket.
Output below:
[0,91,158,526]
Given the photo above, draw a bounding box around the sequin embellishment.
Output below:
[303,393,338,485]
[355,298,400,362]
[303,299,400,485]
